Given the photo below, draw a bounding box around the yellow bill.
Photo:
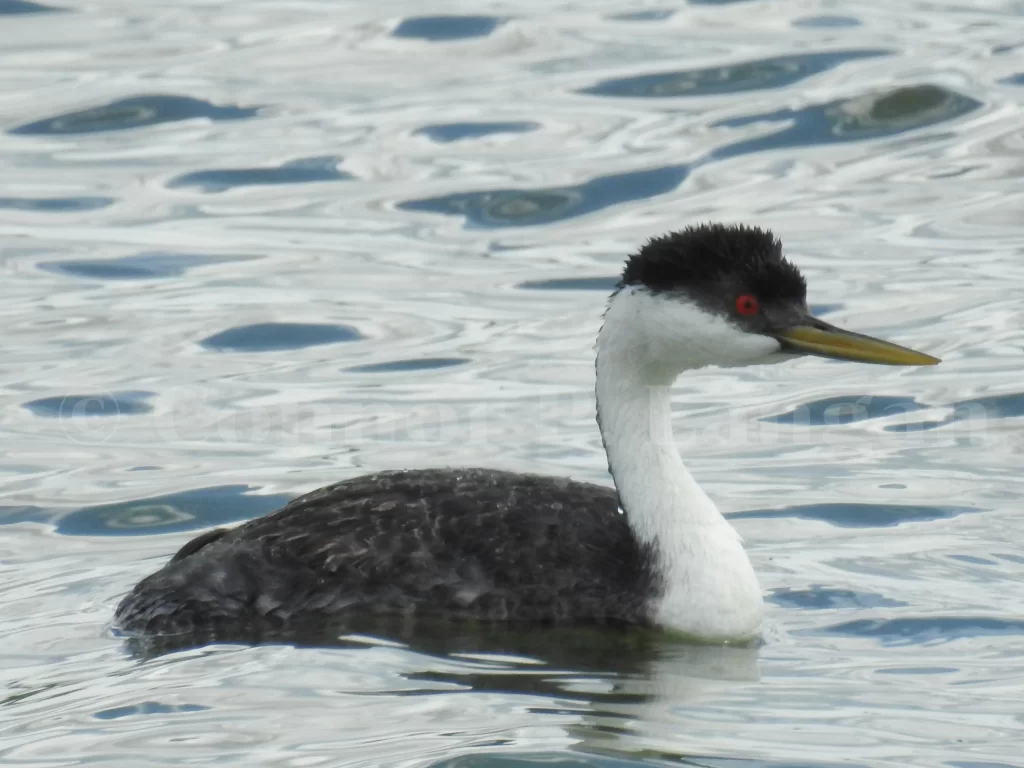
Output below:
[774,321,940,366]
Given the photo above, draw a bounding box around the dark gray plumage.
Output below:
[115,469,657,640]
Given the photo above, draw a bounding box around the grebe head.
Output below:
[604,223,939,381]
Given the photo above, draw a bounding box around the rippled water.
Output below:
[2,1,1024,766]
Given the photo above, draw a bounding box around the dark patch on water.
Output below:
[428,755,659,768]
[0,485,290,534]
[416,121,538,143]
[23,391,153,418]
[876,666,959,675]
[885,391,1024,432]
[820,616,1024,645]
[428,753,860,768]
[54,485,291,535]
[992,42,1022,55]
[681,758,859,768]
[949,553,996,566]
[764,394,926,426]
[793,15,861,28]
[953,392,1024,420]
[200,322,362,352]
[40,251,237,280]
[730,502,975,528]
[0,196,113,212]
[884,419,948,433]
[580,50,886,99]
[393,15,502,41]
[712,85,983,161]
[167,155,349,193]
[518,276,618,291]
[0,0,61,13]
[1000,73,1024,86]
[0,502,45,528]
[769,586,906,610]
[10,95,258,136]
[607,10,674,21]
[399,164,689,228]
[346,357,468,374]
[94,701,209,720]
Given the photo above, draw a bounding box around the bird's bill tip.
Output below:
[774,323,940,366]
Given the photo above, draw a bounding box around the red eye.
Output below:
[735,294,759,316]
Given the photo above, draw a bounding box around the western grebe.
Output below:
[115,223,938,645]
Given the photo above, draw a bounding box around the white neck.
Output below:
[595,288,765,641]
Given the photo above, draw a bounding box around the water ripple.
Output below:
[40,252,244,280]
[886,391,1024,432]
[712,84,984,160]
[731,502,976,528]
[200,322,362,352]
[392,15,503,41]
[793,14,861,28]
[346,358,469,374]
[822,616,1024,645]
[580,50,888,99]
[607,10,674,22]
[94,702,210,720]
[764,394,926,425]
[770,587,906,610]
[0,0,61,13]
[9,95,258,136]
[399,164,689,228]
[517,277,618,291]
[167,156,350,193]
[428,753,858,768]
[17,485,293,535]
[0,196,113,212]
[22,391,154,418]
[416,122,538,143]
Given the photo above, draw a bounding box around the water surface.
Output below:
[2,1,1024,767]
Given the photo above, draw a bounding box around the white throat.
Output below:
[595,287,770,641]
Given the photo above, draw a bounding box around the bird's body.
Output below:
[115,223,938,647]
[116,469,657,635]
